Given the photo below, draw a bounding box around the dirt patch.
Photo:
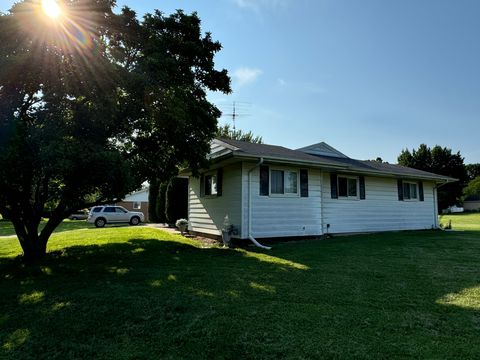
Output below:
[146,224,222,248]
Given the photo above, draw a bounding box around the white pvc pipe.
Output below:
[247,158,272,250]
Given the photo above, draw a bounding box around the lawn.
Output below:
[439,212,480,231]
[0,219,91,237]
[1,217,480,359]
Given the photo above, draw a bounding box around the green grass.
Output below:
[1,218,480,358]
[0,219,91,237]
[439,212,480,231]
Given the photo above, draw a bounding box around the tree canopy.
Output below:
[0,0,230,261]
[463,177,480,199]
[216,123,263,143]
[466,164,480,182]
[397,144,467,211]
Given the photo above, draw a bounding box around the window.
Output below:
[104,207,115,213]
[270,169,298,195]
[115,207,127,213]
[204,174,217,196]
[271,170,284,194]
[200,169,222,197]
[398,180,424,201]
[338,176,358,198]
[285,171,298,194]
[92,207,102,213]
[403,182,418,200]
[133,202,141,210]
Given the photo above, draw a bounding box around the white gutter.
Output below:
[247,158,271,250]
[320,170,325,235]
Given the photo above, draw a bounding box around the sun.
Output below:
[41,0,61,18]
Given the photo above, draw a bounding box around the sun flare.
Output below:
[41,0,61,18]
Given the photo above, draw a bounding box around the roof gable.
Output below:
[296,142,349,158]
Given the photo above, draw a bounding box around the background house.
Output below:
[116,188,150,222]
[464,195,480,211]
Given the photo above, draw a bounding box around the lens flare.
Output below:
[42,0,61,18]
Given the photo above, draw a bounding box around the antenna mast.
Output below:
[219,101,251,133]
[232,102,237,131]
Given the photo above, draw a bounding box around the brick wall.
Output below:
[116,201,149,222]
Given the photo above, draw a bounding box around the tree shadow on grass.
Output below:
[0,237,312,359]
[1,231,480,359]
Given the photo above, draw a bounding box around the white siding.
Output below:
[242,163,323,238]
[188,161,439,239]
[188,163,242,236]
[322,173,437,233]
[124,189,149,202]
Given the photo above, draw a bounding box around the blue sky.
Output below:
[2,0,479,163]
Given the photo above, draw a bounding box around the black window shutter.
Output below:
[330,173,338,199]
[359,176,366,200]
[260,165,269,196]
[397,179,404,201]
[418,181,424,201]
[300,169,309,197]
[200,175,205,197]
[217,168,223,196]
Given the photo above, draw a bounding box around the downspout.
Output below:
[248,158,272,250]
[320,170,324,235]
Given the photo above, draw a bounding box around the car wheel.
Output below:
[95,218,106,228]
[130,216,140,226]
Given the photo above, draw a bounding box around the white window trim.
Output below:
[403,181,419,201]
[337,175,360,200]
[269,168,299,197]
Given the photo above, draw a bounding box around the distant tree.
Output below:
[0,1,230,262]
[463,177,480,199]
[216,124,263,143]
[398,144,467,210]
[148,180,160,223]
[165,178,188,224]
[466,164,480,181]
[156,182,168,223]
[371,157,384,163]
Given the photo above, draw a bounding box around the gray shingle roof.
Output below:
[215,138,456,182]
[216,138,347,167]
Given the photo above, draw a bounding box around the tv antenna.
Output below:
[220,101,251,131]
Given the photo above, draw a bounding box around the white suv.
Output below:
[87,206,145,228]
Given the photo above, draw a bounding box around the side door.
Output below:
[103,206,119,223]
[115,207,130,222]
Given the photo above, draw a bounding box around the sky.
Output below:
[2,0,480,164]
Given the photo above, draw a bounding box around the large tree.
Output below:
[397,144,467,211]
[0,0,230,262]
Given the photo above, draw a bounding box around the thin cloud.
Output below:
[233,67,263,87]
[277,78,287,86]
[304,83,327,94]
[233,0,289,12]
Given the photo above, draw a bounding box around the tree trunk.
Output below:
[11,214,63,263]
[19,234,48,263]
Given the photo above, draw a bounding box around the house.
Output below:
[463,195,480,211]
[182,138,456,245]
[116,187,150,222]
